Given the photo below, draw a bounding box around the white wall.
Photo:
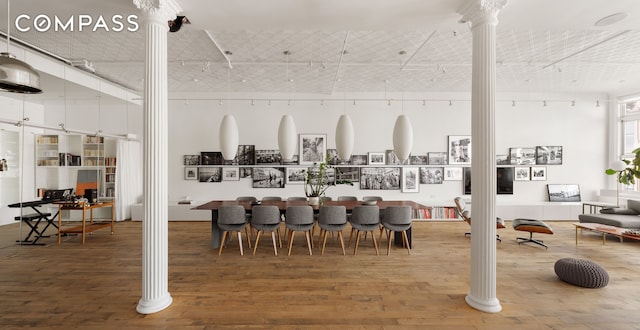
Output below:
[167,91,608,205]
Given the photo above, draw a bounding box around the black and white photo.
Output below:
[367,152,385,165]
[299,134,326,165]
[448,135,471,164]
[222,167,240,181]
[252,167,285,188]
[420,167,444,184]
[327,148,349,165]
[360,167,400,190]
[198,167,222,182]
[200,151,224,165]
[184,166,197,180]
[410,155,428,165]
[536,146,563,165]
[515,166,531,181]
[509,147,536,165]
[350,155,367,165]
[335,167,359,182]
[183,155,200,166]
[239,167,252,178]
[444,167,463,181]
[496,154,510,165]
[402,167,420,193]
[235,145,255,165]
[531,166,547,181]
[427,152,447,165]
[255,149,282,165]
[386,149,405,165]
[286,167,306,184]
[547,184,580,202]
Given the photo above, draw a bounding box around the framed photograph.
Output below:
[198,167,222,182]
[514,166,531,181]
[222,167,240,181]
[360,167,401,190]
[536,146,563,165]
[327,149,350,165]
[427,152,448,165]
[184,166,198,180]
[255,149,282,165]
[235,145,255,165]
[444,167,463,181]
[531,166,547,181]
[368,152,385,165]
[183,155,200,166]
[509,147,536,165]
[448,135,471,164]
[350,155,367,165]
[239,167,252,178]
[420,167,444,184]
[402,167,420,193]
[299,134,326,165]
[547,184,581,202]
[410,155,428,165]
[252,167,285,188]
[201,151,224,165]
[335,167,360,182]
[386,149,405,165]
[286,167,306,184]
[496,154,510,165]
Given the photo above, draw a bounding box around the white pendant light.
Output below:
[278,114,297,162]
[219,114,238,161]
[335,114,354,161]
[0,0,41,94]
[393,114,413,162]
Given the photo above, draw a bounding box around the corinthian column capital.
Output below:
[133,0,182,23]
[458,0,508,27]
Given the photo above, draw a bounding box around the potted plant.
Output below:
[605,147,640,206]
[303,154,353,205]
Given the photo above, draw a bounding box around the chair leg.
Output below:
[245,226,252,249]
[317,228,325,249]
[287,230,295,256]
[516,232,548,249]
[402,230,411,255]
[353,230,361,255]
[237,231,244,256]
[348,227,355,247]
[386,230,393,255]
[219,231,228,256]
[271,231,278,256]
[321,230,328,255]
[277,228,282,248]
[372,231,379,255]
[253,230,262,255]
[337,231,345,255]
[305,231,313,255]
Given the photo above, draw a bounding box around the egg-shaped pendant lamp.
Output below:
[219,114,239,161]
[335,114,354,161]
[392,114,413,162]
[278,114,297,162]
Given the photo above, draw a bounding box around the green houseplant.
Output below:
[303,154,353,204]
[605,147,640,185]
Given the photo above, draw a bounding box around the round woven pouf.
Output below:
[554,258,609,288]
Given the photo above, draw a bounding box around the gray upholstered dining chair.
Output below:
[250,205,282,255]
[337,196,358,201]
[317,205,348,255]
[217,205,251,256]
[348,205,380,255]
[261,196,283,202]
[236,196,257,203]
[285,205,315,255]
[379,205,412,255]
[287,196,308,202]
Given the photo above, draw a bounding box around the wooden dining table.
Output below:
[194,199,430,249]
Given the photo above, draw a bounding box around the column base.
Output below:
[136,292,173,314]
[465,293,502,313]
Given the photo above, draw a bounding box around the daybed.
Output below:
[578,199,640,229]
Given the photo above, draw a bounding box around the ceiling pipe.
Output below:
[204,30,233,69]
[400,30,437,71]
[330,31,350,94]
[542,30,631,70]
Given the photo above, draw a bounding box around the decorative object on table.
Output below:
[360,167,401,190]
[547,184,581,202]
[392,114,413,163]
[448,135,471,164]
[514,166,531,181]
[198,167,222,182]
[606,159,630,207]
[184,166,197,180]
[401,167,420,193]
[530,166,547,181]
[252,167,285,188]
[427,152,447,165]
[444,167,463,181]
[303,155,353,203]
[222,167,240,181]
[183,155,200,165]
[255,149,282,165]
[420,167,444,184]
[299,133,326,165]
[367,152,385,165]
[509,147,536,165]
[536,146,563,165]
[278,114,297,163]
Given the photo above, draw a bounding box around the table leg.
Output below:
[110,204,115,234]
[575,226,578,244]
[82,207,86,245]
[211,210,223,249]
[58,205,63,244]
[602,233,606,245]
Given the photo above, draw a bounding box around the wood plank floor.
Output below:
[1,220,639,329]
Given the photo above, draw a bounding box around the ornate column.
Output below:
[133,0,181,314]
[458,0,507,313]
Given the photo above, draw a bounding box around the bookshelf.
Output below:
[413,204,461,221]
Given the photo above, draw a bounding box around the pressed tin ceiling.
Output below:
[2,0,640,98]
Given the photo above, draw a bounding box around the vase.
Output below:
[308,196,320,205]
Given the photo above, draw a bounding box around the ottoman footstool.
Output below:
[512,218,554,249]
[554,258,609,288]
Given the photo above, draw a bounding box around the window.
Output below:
[619,99,640,191]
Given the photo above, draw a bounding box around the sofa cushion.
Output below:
[626,199,640,213]
[578,213,640,229]
[600,207,639,215]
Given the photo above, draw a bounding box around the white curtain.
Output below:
[115,139,142,221]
